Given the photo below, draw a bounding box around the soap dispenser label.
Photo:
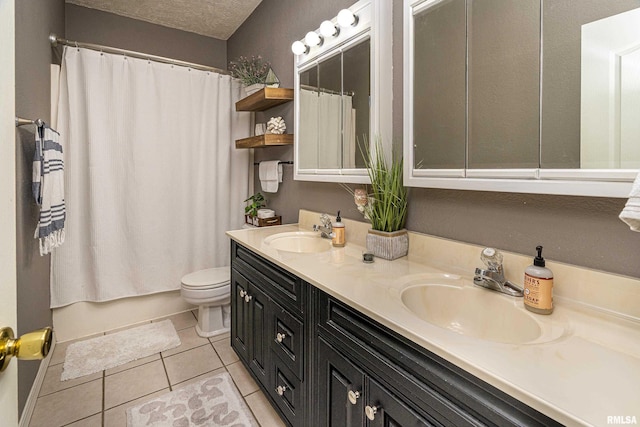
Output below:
[524,273,553,310]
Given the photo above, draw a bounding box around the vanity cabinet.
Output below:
[230,241,307,426]
[230,241,561,427]
[317,337,437,426]
[315,291,562,427]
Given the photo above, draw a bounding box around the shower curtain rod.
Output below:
[300,84,355,97]
[49,33,230,75]
[253,161,294,166]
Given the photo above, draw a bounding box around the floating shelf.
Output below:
[235,87,294,111]
[235,134,293,149]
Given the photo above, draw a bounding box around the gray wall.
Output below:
[229,0,640,278]
[15,0,65,416]
[65,4,227,69]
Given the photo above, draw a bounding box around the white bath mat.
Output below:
[127,372,258,427]
[61,319,181,381]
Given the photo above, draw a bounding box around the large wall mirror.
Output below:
[294,0,392,184]
[404,0,640,197]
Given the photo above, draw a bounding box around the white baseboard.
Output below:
[19,338,55,427]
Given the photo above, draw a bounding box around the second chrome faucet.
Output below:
[473,247,524,297]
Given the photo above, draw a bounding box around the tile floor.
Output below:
[28,311,287,427]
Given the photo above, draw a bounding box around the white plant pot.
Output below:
[244,83,264,95]
[366,229,409,261]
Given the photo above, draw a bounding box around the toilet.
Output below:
[180,267,231,338]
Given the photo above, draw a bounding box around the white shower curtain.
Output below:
[51,47,250,308]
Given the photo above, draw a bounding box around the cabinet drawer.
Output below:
[271,301,304,380]
[270,355,303,427]
[232,241,304,314]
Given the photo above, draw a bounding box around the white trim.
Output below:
[403,0,638,198]
[19,340,55,427]
[403,175,633,197]
[411,168,465,178]
[0,0,18,424]
[465,169,538,179]
[294,0,393,183]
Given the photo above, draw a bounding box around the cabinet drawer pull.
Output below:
[276,332,287,343]
[347,390,360,405]
[275,385,287,396]
[244,294,253,303]
[365,405,379,421]
[239,289,247,298]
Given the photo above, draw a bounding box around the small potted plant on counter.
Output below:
[243,193,282,227]
[358,138,409,260]
[244,192,265,225]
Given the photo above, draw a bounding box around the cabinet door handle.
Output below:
[244,294,253,303]
[365,405,379,421]
[239,289,247,298]
[276,332,287,343]
[275,385,287,396]
[347,390,360,405]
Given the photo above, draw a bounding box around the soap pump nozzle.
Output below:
[534,245,546,267]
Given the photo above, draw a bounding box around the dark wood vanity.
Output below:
[230,241,562,426]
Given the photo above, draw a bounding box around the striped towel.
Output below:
[33,125,65,255]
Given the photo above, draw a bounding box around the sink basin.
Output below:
[264,231,332,253]
[401,283,555,344]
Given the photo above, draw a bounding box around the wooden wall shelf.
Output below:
[235,87,294,111]
[235,134,293,149]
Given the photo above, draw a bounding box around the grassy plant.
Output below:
[364,138,408,232]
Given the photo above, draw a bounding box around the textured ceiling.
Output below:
[66,0,262,40]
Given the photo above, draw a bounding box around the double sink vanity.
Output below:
[227,210,640,427]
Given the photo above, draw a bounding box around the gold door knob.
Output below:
[0,326,53,372]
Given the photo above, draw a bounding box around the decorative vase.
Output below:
[366,229,409,260]
[244,83,265,95]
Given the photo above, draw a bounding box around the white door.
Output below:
[0,0,19,425]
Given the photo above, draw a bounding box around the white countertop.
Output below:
[227,223,640,426]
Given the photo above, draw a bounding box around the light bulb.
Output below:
[305,31,322,47]
[337,9,358,28]
[291,40,308,55]
[320,20,339,38]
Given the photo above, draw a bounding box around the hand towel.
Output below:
[33,125,66,255]
[259,160,283,193]
[620,171,640,232]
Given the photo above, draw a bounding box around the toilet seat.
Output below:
[181,267,229,289]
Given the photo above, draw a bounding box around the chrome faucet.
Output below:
[473,248,524,297]
[313,213,335,239]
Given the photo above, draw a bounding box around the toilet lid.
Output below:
[181,267,230,289]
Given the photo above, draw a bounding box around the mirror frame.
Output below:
[403,0,636,197]
[294,0,392,184]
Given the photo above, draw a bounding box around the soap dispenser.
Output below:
[523,246,554,314]
[332,211,345,247]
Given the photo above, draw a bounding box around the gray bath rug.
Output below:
[61,319,180,381]
[127,372,258,427]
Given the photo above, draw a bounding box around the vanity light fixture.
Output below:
[305,31,323,47]
[291,40,309,55]
[337,9,359,28]
[320,20,339,38]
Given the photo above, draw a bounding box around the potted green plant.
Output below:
[244,192,266,224]
[228,55,270,95]
[361,138,409,260]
